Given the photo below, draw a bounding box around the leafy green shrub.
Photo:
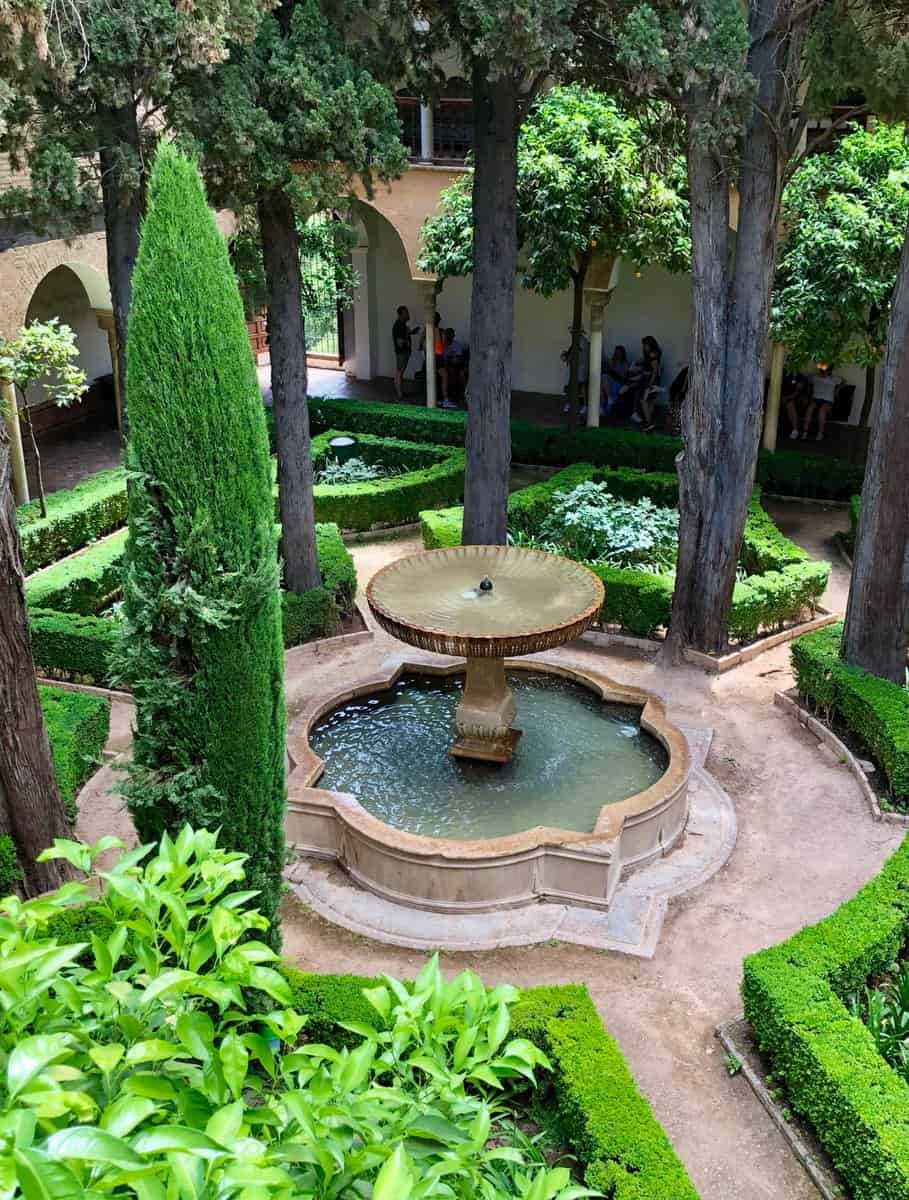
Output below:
[791,623,909,802]
[16,467,128,573]
[0,830,595,1200]
[114,144,286,938]
[29,609,120,686]
[307,430,465,532]
[424,467,829,644]
[316,455,389,484]
[851,962,909,1081]
[307,395,864,499]
[845,494,861,555]
[540,481,679,570]
[0,837,21,897]
[38,684,110,820]
[24,528,127,613]
[743,835,909,1200]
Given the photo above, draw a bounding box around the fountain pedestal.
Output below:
[451,657,520,763]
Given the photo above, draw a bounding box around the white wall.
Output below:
[24,266,111,406]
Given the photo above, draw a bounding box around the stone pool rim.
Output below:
[285,656,690,913]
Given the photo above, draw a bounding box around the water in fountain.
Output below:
[310,672,668,840]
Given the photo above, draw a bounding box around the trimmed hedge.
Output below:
[39,684,110,819]
[845,494,861,555]
[743,836,909,1200]
[791,623,909,803]
[17,468,128,574]
[307,395,865,500]
[308,430,464,531]
[423,465,830,642]
[27,524,357,680]
[25,529,128,614]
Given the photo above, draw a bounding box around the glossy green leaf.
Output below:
[45,1127,144,1170]
[13,1149,84,1200]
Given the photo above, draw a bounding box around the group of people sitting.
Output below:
[781,366,844,442]
[568,333,689,434]
[392,305,469,407]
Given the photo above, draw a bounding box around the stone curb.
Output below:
[716,1017,843,1200]
[36,676,134,704]
[774,689,909,827]
[583,607,838,675]
[761,494,851,509]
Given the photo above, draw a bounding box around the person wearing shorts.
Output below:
[803,364,841,441]
[392,305,419,400]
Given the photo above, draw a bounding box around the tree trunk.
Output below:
[0,438,74,896]
[257,185,321,593]
[665,2,810,657]
[841,218,909,682]
[565,255,590,427]
[19,397,46,518]
[462,64,519,546]
[97,103,144,435]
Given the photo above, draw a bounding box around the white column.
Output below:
[586,301,605,428]
[421,281,437,408]
[2,379,29,505]
[420,102,434,163]
[763,342,786,452]
[350,245,372,380]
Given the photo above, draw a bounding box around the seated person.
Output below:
[443,328,469,404]
[782,371,811,438]
[630,335,663,430]
[603,344,630,415]
[802,364,842,442]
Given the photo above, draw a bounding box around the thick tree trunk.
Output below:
[565,257,590,427]
[97,103,144,434]
[257,185,321,593]
[0,438,74,896]
[841,218,909,682]
[665,3,809,657]
[462,65,519,546]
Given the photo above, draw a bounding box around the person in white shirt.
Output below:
[803,364,842,441]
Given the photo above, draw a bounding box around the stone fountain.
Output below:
[366,545,605,763]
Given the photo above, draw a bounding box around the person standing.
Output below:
[392,304,419,400]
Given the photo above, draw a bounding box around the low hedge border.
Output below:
[17,468,129,574]
[307,429,464,531]
[17,911,697,1200]
[28,524,358,682]
[791,623,909,803]
[38,683,110,820]
[742,835,909,1199]
[423,464,829,642]
[307,395,865,501]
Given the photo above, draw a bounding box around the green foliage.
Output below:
[38,684,110,821]
[28,610,120,687]
[25,529,127,614]
[309,430,465,532]
[113,144,286,938]
[511,986,699,1199]
[743,835,909,1200]
[424,467,829,643]
[846,494,861,555]
[791,623,909,803]
[0,318,86,406]
[16,468,128,574]
[420,86,689,288]
[316,457,389,485]
[0,836,594,1200]
[772,123,909,369]
[307,395,866,500]
[0,839,21,899]
[851,963,909,1082]
[539,482,679,570]
[279,523,357,647]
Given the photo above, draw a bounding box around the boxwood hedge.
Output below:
[308,430,464,531]
[27,524,358,683]
[743,835,909,1200]
[38,684,110,820]
[17,910,697,1200]
[307,395,865,501]
[791,623,909,804]
[17,468,128,574]
[423,464,829,642]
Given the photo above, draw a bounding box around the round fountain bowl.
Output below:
[366,545,605,658]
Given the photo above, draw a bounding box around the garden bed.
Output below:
[39,683,110,820]
[308,429,465,531]
[16,467,128,573]
[743,834,909,1200]
[26,523,358,684]
[422,463,831,650]
[307,394,865,501]
[791,623,909,809]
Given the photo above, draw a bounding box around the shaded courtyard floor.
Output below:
[77,502,902,1200]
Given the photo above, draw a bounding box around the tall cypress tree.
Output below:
[116,143,286,937]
